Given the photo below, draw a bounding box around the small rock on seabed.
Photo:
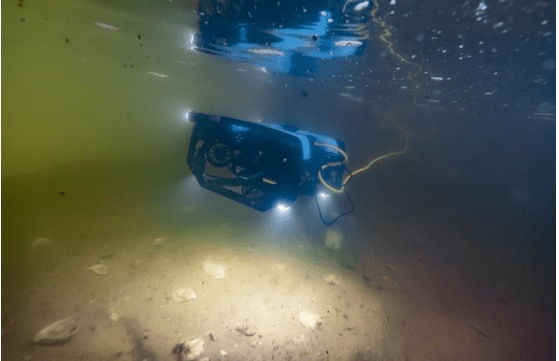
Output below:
[202,261,226,279]
[299,311,322,329]
[173,338,204,361]
[153,237,167,246]
[88,263,109,275]
[169,288,197,302]
[324,274,342,285]
[235,323,257,336]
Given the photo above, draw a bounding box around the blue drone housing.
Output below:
[187,112,347,211]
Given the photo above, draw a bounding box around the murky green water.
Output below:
[2,0,267,257]
[3,0,554,360]
[2,0,249,331]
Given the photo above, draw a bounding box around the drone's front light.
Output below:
[315,187,338,219]
[317,190,334,208]
[275,203,291,214]
[318,191,330,200]
[183,110,193,122]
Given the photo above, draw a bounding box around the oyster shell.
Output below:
[33,316,79,345]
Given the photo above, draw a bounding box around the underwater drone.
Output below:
[186,112,350,214]
[186,112,408,224]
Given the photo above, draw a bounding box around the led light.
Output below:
[183,110,193,122]
[318,191,330,200]
[275,203,291,213]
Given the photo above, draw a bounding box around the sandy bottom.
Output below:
[2,221,552,361]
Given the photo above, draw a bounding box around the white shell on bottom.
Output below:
[33,316,79,345]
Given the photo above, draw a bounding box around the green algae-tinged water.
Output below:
[2,0,272,176]
[1,0,273,256]
[2,0,272,350]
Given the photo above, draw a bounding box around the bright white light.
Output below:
[318,191,330,200]
[179,28,197,51]
[184,111,191,121]
[275,203,291,214]
[182,109,193,122]
[190,33,195,50]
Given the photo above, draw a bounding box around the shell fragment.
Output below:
[33,316,80,345]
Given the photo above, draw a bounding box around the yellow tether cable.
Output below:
[316,119,410,194]
[316,0,422,194]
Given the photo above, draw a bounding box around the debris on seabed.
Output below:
[33,316,80,345]
[235,323,257,336]
[299,311,322,329]
[153,237,167,246]
[148,72,169,79]
[169,288,197,303]
[173,338,204,361]
[88,262,109,275]
[324,274,343,285]
[202,260,226,279]
[94,22,119,31]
